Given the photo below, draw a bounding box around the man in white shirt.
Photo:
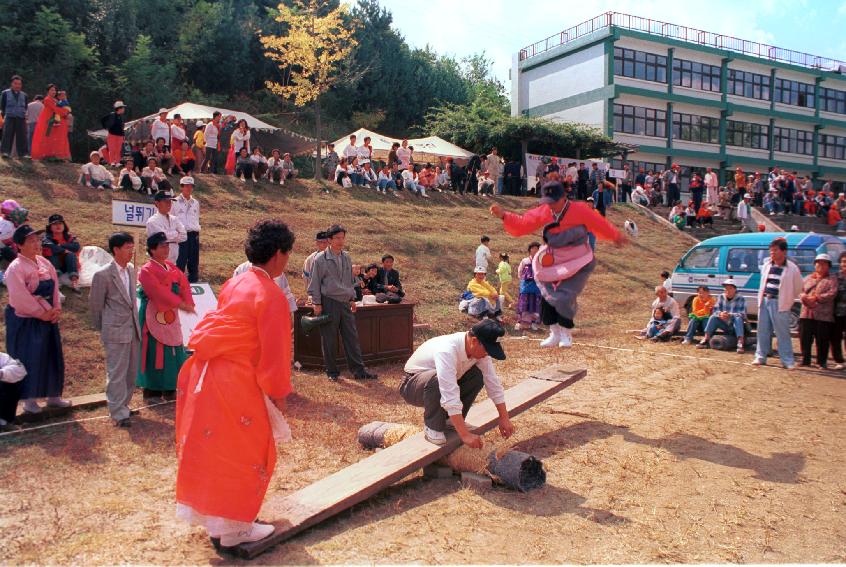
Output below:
[396,139,412,171]
[704,167,719,205]
[303,231,329,300]
[150,108,171,146]
[172,177,201,282]
[737,193,757,232]
[343,134,358,162]
[89,232,141,427]
[400,319,514,446]
[475,235,491,269]
[203,111,221,174]
[357,135,372,165]
[25,95,43,155]
[79,151,114,189]
[146,191,187,264]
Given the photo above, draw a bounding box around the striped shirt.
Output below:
[714,293,747,320]
[764,264,784,298]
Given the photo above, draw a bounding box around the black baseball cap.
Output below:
[539,181,566,204]
[12,224,45,245]
[315,231,328,241]
[47,213,65,225]
[153,191,176,202]
[470,319,506,360]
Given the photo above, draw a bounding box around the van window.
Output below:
[682,246,719,269]
[787,249,815,274]
[727,248,766,272]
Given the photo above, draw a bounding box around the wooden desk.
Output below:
[294,302,414,369]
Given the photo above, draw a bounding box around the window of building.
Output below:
[614,47,668,83]
[819,133,846,160]
[820,87,846,115]
[611,159,665,176]
[772,126,814,155]
[726,69,771,100]
[672,58,721,92]
[773,78,815,108]
[726,120,769,150]
[672,112,720,144]
[613,104,667,138]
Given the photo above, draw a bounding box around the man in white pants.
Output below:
[89,232,141,427]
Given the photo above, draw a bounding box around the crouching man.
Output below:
[400,319,515,447]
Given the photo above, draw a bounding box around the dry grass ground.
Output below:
[0,161,844,564]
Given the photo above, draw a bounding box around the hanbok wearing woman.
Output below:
[498,182,623,347]
[516,255,541,327]
[175,268,292,538]
[137,258,193,393]
[4,254,64,406]
[31,95,71,160]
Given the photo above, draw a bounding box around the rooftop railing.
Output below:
[519,12,846,73]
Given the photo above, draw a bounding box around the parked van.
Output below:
[671,233,845,325]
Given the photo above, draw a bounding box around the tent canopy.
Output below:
[88,101,317,156]
[331,128,474,165]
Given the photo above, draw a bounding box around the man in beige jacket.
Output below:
[89,232,142,426]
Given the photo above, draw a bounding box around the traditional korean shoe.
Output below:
[326,372,339,382]
[219,522,275,548]
[424,426,446,446]
[558,327,573,348]
[354,370,378,380]
[539,324,561,348]
[114,418,131,428]
[46,397,72,408]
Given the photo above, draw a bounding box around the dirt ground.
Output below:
[0,161,845,564]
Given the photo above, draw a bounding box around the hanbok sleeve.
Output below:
[138,265,182,310]
[501,205,552,237]
[176,268,194,306]
[255,284,292,399]
[566,201,623,242]
[5,262,49,317]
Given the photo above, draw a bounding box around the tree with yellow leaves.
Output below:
[261,0,358,180]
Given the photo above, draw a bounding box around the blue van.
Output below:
[671,233,846,325]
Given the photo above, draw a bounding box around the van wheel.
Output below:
[790,304,801,334]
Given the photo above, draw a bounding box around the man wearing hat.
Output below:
[798,253,838,369]
[754,237,804,369]
[696,278,747,353]
[101,101,126,167]
[89,232,140,427]
[150,108,170,147]
[146,191,186,265]
[737,192,756,232]
[172,177,201,283]
[303,230,329,297]
[400,319,514,447]
[307,224,377,381]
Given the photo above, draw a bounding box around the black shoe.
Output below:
[354,371,378,380]
[162,390,177,401]
[327,373,339,382]
[142,389,161,399]
[115,418,131,428]
[130,409,140,416]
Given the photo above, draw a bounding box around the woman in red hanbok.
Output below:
[176,220,294,550]
[31,85,71,161]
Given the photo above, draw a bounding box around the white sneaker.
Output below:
[46,397,72,408]
[681,338,692,345]
[558,327,573,348]
[279,179,284,185]
[540,324,561,348]
[219,522,275,547]
[23,400,42,413]
[424,426,446,445]
[239,175,246,182]
[514,323,522,331]
[0,417,7,426]
[530,323,539,331]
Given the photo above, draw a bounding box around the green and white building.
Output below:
[511,12,846,189]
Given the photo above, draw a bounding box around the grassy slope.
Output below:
[0,159,689,396]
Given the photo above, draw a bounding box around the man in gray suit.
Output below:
[89,232,141,427]
[307,224,377,382]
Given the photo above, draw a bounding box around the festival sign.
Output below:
[112,199,156,227]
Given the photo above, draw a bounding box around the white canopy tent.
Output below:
[330,128,474,164]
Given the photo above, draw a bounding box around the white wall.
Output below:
[545,101,606,130]
[518,43,605,113]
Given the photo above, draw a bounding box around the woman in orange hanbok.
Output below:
[30,85,71,161]
[176,219,294,550]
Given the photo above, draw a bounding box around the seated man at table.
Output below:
[400,318,514,446]
[375,254,404,304]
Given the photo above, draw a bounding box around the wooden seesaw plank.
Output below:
[238,365,587,559]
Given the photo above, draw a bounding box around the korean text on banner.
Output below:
[112,199,156,227]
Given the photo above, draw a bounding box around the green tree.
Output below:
[117,35,179,117]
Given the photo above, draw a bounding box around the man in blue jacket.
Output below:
[0,75,28,159]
